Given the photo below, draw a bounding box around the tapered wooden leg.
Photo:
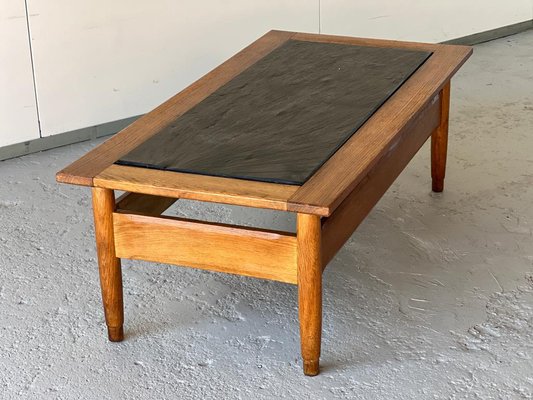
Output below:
[92,187,124,342]
[431,81,451,192]
[297,213,322,376]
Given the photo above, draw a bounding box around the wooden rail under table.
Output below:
[57,30,472,376]
[112,212,298,284]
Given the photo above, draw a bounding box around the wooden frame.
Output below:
[57,30,472,376]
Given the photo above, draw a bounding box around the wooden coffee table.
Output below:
[56,30,471,376]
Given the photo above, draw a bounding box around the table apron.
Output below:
[321,94,441,268]
[112,212,298,284]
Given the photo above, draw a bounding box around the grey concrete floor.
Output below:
[1,30,533,399]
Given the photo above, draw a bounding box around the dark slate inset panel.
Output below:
[118,40,431,185]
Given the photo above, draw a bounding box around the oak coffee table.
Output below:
[57,30,471,376]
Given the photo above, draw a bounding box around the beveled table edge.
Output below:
[93,164,299,212]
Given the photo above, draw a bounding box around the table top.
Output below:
[117,40,431,185]
[57,30,472,216]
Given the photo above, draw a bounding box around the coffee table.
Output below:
[56,30,471,376]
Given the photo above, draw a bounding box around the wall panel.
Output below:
[26,1,318,137]
[2,1,531,148]
[321,0,532,42]
[0,0,40,146]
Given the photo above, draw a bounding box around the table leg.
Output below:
[297,213,322,376]
[92,187,124,342]
[431,81,451,192]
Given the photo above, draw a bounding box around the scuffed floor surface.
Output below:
[1,30,533,399]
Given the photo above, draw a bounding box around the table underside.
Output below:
[117,40,431,185]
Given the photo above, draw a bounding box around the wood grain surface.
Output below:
[292,31,440,51]
[115,192,177,216]
[91,187,124,342]
[297,213,323,376]
[113,212,298,284]
[94,164,298,211]
[431,82,451,192]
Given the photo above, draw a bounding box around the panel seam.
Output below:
[318,0,321,34]
[23,0,42,138]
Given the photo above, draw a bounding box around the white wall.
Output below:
[1,1,532,147]
[321,0,533,42]
[26,0,319,137]
[0,0,40,146]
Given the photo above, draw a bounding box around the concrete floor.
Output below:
[1,30,533,399]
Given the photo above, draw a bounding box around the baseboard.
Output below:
[441,19,533,45]
[1,20,532,162]
[0,115,140,161]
